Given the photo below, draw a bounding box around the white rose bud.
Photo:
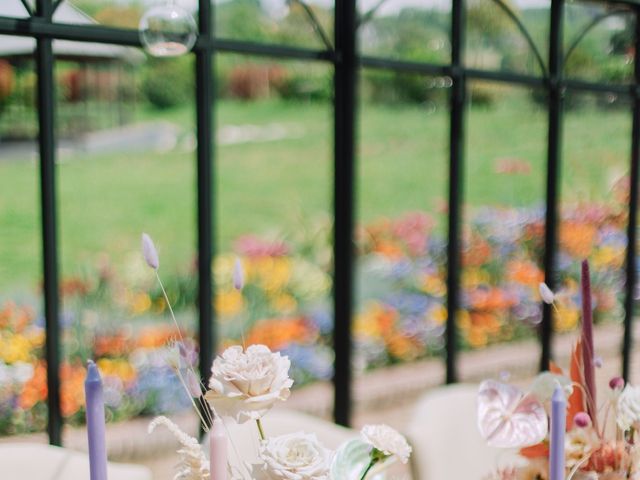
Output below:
[258,432,332,480]
[617,385,640,431]
[539,282,555,304]
[205,345,293,423]
[361,424,412,464]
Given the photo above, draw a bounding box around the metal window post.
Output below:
[333,0,357,427]
[196,0,215,397]
[34,0,62,446]
[622,6,640,381]
[446,0,466,384]
[541,0,564,371]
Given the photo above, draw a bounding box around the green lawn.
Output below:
[0,93,632,291]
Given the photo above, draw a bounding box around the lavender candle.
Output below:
[549,386,566,480]
[85,360,108,480]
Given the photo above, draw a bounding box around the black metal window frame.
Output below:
[0,0,639,446]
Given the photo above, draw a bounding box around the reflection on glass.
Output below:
[355,71,449,383]
[215,55,334,388]
[464,0,549,76]
[564,2,634,84]
[51,44,197,426]
[460,82,546,381]
[64,1,144,29]
[215,0,334,49]
[556,92,630,339]
[0,56,43,435]
[358,0,451,63]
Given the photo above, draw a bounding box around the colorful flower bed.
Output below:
[0,191,631,435]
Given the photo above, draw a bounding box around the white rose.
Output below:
[205,344,293,423]
[617,385,640,431]
[258,432,333,480]
[360,424,412,464]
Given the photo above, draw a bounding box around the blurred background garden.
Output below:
[0,0,637,442]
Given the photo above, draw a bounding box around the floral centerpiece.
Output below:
[478,260,640,480]
[141,234,412,479]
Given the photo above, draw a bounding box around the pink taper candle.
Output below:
[549,385,566,480]
[85,360,108,480]
[210,417,228,480]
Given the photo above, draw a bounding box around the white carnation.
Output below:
[617,385,640,431]
[360,424,412,464]
[258,432,333,480]
[205,345,293,423]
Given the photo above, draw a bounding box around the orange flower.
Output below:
[585,441,629,473]
[60,363,87,417]
[560,221,597,258]
[373,240,404,259]
[506,260,543,287]
[462,238,492,267]
[468,288,516,311]
[246,317,312,351]
[94,333,131,357]
[136,326,180,348]
[18,361,47,410]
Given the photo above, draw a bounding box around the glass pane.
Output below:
[62,1,145,29]
[54,45,197,431]
[215,55,334,392]
[556,90,630,377]
[0,53,45,436]
[215,0,334,50]
[459,81,547,383]
[564,2,634,85]
[353,70,449,432]
[358,0,451,63]
[1,0,31,18]
[465,0,549,76]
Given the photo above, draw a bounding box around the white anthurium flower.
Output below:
[257,432,333,480]
[360,424,412,464]
[530,372,573,404]
[617,384,640,431]
[205,344,293,423]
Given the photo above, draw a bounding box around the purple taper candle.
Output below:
[549,385,566,480]
[85,360,108,480]
[581,260,598,430]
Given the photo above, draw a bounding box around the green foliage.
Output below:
[142,57,194,110]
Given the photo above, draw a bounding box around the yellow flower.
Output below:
[249,257,292,292]
[553,306,579,332]
[270,293,297,313]
[130,292,152,315]
[430,305,448,326]
[462,268,490,289]
[420,274,446,297]
[215,289,244,316]
[97,358,137,384]
[0,332,33,363]
[593,246,625,269]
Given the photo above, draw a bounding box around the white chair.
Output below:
[405,384,516,480]
[0,443,152,480]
